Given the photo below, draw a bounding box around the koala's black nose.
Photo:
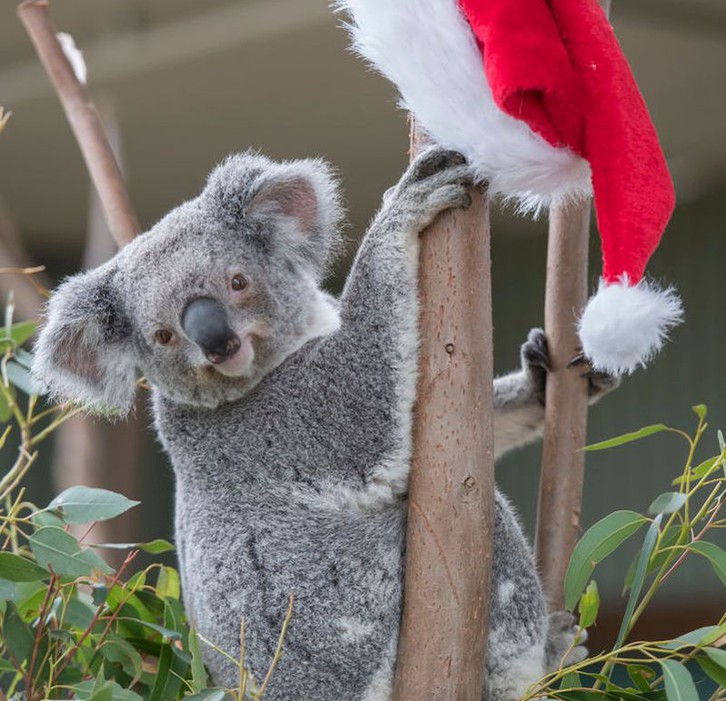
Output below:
[181,297,241,364]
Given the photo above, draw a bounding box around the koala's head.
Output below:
[32,152,344,413]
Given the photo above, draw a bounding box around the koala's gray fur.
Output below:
[33,148,614,700]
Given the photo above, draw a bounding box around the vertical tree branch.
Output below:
[17,0,139,247]
[392,127,494,700]
[535,0,611,610]
[535,200,591,609]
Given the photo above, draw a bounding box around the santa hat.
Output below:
[335,0,683,374]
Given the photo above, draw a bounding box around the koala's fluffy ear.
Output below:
[204,152,344,278]
[32,264,138,414]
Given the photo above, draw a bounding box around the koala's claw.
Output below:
[408,147,467,182]
[568,350,621,401]
[545,610,589,671]
[521,328,550,405]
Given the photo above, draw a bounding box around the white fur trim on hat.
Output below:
[334,0,592,210]
[578,277,683,375]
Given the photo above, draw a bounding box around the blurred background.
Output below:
[0,0,724,652]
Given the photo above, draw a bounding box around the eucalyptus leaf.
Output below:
[2,602,34,664]
[156,566,180,600]
[614,515,662,649]
[564,510,648,610]
[189,628,209,693]
[697,657,726,689]
[578,580,599,629]
[627,664,656,692]
[689,541,726,586]
[29,526,96,578]
[648,492,687,515]
[657,626,724,650]
[659,659,699,701]
[96,539,175,555]
[704,646,726,669]
[584,425,670,452]
[183,691,229,701]
[48,486,140,524]
[691,404,707,420]
[5,360,41,395]
[0,552,50,582]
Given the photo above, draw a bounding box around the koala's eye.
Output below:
[155,328,174,345]
[231,273,249,292]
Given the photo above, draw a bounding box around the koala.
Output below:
[34,148,616,701]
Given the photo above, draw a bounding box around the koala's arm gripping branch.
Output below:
[392,129,494,700]
[18,0,139,248]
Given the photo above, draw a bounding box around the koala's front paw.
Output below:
[390,147,476,230]
[569,353,621,404]
[545,610,588,671]
[521,328,550,406]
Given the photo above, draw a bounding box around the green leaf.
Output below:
[0,579,45,604]
[690,541,726,586]
[2,602,34,664]
[5,360,41,395]
[671,457,719,485]
[627,664,656,692]
[149,599,189,701]
[698,657,726,689]
[0,552,50,582]
[718,430,725,453]
[658,626,726,650]
[614,515,662,649]
[578,580,599,629]
[564,510,648,610]
[156,566,180,600]
[8,320,36,346]
[691,404,707,420]
[97,539,175,554]
[119,618,182,641]
[100,639,144,682]
[559,671,582,690]
[704,646,726,669]
[32,509,66,528]
[184,691,229,701]
[584,425,670,452]
[29,526,99,578]
[189,628,209,693]
[48,486,140,524]
[659,659,699,701]
[648,492,687,515]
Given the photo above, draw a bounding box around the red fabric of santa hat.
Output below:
[336,0,683,375]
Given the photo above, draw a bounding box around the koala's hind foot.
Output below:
[545,610,588,671]
[521,328,550,406]
[524,329,620,406]
[568,351,622,403]
[388,147,475,230]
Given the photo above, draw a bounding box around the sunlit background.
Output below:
[0,0,724,652]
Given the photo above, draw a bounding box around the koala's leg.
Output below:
[544,610,589,672]
[494,328,620,460]
[485,491,549,701]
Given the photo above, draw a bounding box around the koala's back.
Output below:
[155,340,408,699]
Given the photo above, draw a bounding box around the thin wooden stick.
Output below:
[17,0,139,247]
[392,126,494,700]
[535,200,591,609]
[535,0,612,610]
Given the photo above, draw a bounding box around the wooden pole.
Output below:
[535,200,591,609]
[392,127,494,700]
[535,0,611,610]
[17,0,140,247]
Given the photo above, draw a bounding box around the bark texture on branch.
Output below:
[17,0,139,247]
[392,130,494,701]
[535,200,591,609]
[535,0,611,612]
